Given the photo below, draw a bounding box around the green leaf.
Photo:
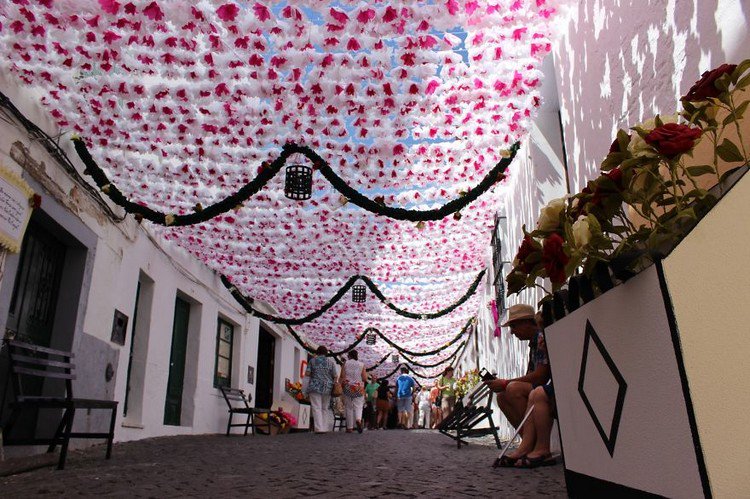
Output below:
[734,100,749,120]
[733,60,750,83]
[686,164,716,176]
[736,73,750,90]
[654,114,664,127]
[716,138,744,162]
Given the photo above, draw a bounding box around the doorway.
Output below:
[6,219,66,347]
[164,296,190,426]
[123,272,154,422]
[1,220,67,436]
[255,326,276,409]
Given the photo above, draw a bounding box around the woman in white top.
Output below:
[338,349,368,433]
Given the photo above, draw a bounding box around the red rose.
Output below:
[681,63,737,102]
[644,123,702,158]
[542,233,569,285]
[514,235,538,273]
[602,167,624,191]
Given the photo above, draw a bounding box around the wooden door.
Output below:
[7,219,66,347]
[3,220,66,435]
[255,327,275,409]
[163,297,190,426]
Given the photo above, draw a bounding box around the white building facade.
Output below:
[0,71,308,452]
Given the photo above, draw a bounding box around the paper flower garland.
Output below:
[0,0,560,369]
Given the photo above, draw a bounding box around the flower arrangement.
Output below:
[256,408,297,433]
[285,379,310,404]
[507,60,750,298]
[454,369,481,399]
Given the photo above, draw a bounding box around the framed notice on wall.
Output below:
[0,164,35,253]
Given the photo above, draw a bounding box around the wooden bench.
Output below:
[218,386,271,436]
[1,340,118,470]
[438,369,501,449]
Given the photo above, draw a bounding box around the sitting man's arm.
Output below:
[485,364,551,392]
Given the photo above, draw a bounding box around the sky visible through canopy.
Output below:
[0,0,559,378]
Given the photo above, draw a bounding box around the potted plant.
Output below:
[505,61,749,498]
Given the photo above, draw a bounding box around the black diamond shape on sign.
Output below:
[578,320,627,457]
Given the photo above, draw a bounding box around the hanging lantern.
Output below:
[366,332,377,345]
[284,163,313,200]
[352,284,366,303]
[391,354,400,364]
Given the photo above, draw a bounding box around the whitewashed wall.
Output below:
[555,0,750,192]
[456,0,750,442]
[0,70,303,448]
[454,54,569,440]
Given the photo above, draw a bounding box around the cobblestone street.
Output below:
[1,430,566,498]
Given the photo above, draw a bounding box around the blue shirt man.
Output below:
[395,368,415,428]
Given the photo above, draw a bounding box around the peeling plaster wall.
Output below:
[555,0,750,192]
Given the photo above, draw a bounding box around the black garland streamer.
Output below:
[376,363,438,381]
[220,270,485,325]
[277,317,474,360]
[73,137,520,224]
[365,340,463,373]
[400,341,464,368]
[365,352,391,372]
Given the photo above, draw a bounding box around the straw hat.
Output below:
[501,304,536,327]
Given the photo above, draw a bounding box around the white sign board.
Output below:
[0,165,34,253]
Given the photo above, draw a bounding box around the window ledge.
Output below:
[121,421,144,429]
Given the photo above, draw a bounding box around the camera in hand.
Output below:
[479,367,496,382]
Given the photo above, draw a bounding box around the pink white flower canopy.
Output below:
[0,0,559,375]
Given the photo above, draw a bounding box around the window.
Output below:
[214,319,234,388]
[491,215,507,314]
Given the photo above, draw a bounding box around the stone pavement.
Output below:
[0,429,567,498]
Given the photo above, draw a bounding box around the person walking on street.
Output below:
[364,375,379,429]
[418,385,432,429]
[305,346,337,434]
[395,367,416,429]
[429,381,442,428]
[339,350,367,433]
[375,379,391,429]
[437,367,457,420]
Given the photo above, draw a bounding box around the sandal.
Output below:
[515,454,557,469]
[493,454,525,468]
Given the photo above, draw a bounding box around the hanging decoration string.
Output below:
[365,352,392,372]
[375,363,440,381]
[365,340,464,373]
[280,317,475,360]
[400,341,465,368]
[371,318,475,357]
[73,137,520,224]
[220,270,485,325]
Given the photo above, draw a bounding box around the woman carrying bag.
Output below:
[338,350,367,433]
[305,345,337,434]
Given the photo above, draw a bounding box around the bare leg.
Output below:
[507,389,540,459]
[527,387,554,459]
[497,381,532,428]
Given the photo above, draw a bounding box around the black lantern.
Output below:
[365,332,376,345]
[284,163,313,200]
[391,354,400,363]
[352,284,366,303]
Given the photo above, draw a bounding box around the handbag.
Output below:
[331,382,343,397]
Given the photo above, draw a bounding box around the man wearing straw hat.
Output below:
[485,304,550,437]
